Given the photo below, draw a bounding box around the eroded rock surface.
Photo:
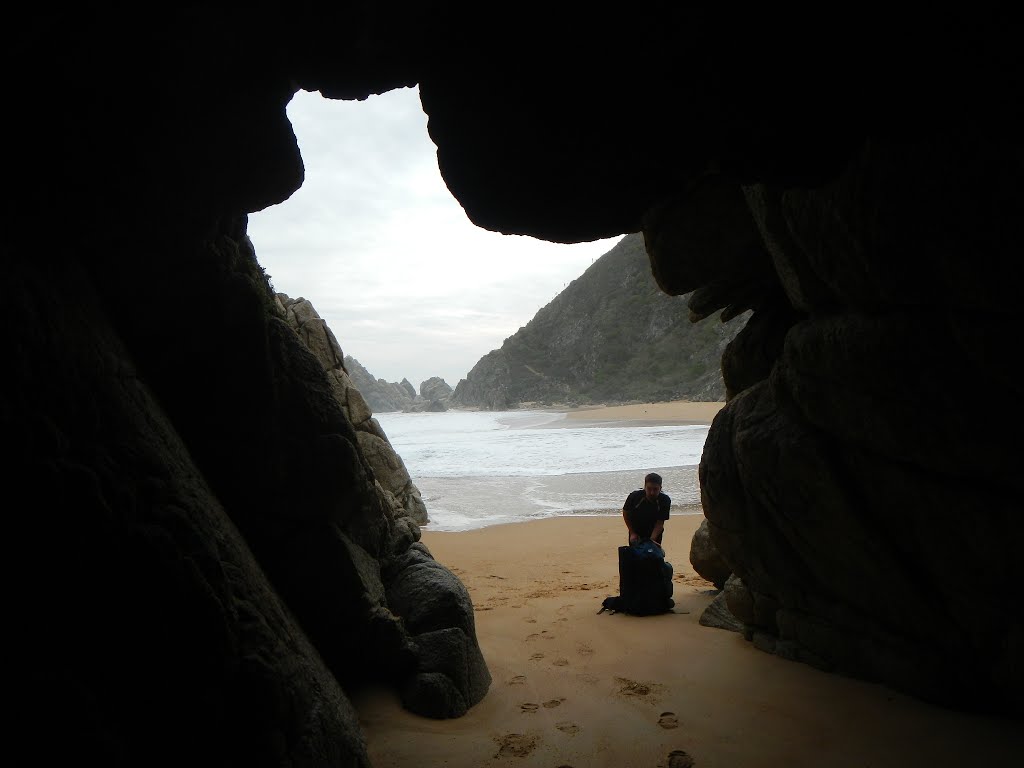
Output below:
[277,293,429,525]
[693,138,1024,712]
[5,8,1022,767]
[689,519,730,590]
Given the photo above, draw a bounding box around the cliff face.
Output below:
[343,355,413,412]
[451,233,747,408]
[277,293,429,526]
[5,8,1023,766]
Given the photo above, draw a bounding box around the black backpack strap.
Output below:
[599,595,622,614]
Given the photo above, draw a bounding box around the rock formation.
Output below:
[419,377,453,410]
[277,294,429,526]
[451,233,746,409]
[343,355,413,413]
[343,355,452,413]
[6,8,1022,765]
[688,519,730,590]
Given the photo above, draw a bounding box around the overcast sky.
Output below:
[246,86,620,390]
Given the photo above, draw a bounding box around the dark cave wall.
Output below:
[5,248,372,765]
[411,19,1024,714]
[697,136,1024,710]
[6,8,485,766]
[4,6,1023,766]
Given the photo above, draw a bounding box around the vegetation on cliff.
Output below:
[451,234,749,408]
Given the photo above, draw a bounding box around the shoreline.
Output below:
[564,400,725,425]
[387,400,719,533]
[412,463,705,534]
[355,517,1023,767]
[389,400,727,427]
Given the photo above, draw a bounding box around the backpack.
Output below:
[598,542,674,615]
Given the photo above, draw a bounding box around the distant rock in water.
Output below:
[420,376,452,400]
[451,233,749,409]
[342,355,452,413]
[343,355,413,413]
[407,375,453,412]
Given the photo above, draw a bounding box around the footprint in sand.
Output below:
[616,677,651,696]
[520,703,539,713]
[556,604,574,614]
[577,643,594,656]
[530,652,545,661]
[494,733,538,759]
[552,658,569,666]
[658,712,679,729]
[525,618,537,624]
[542,698,565,708]
[555,721,580,736]
[507,675,527,686]
[666,749,695,768]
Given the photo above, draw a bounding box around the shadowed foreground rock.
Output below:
[689,519,730,590]
[277,293,429,526]
[5,7,1022,766]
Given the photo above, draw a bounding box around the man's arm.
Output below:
[623,495,638,543]
[651,518,665,547]
[653,493,670,546]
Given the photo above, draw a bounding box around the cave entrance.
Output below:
[247,86,616,400]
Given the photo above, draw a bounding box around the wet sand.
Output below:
[566,400,726,425]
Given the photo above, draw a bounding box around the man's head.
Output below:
[643,472,662,500]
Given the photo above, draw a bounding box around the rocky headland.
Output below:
[451,233,747,410]
[343,355,454,413]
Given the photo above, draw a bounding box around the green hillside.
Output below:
[451,233,749,408]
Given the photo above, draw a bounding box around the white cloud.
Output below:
[247,86,619,389]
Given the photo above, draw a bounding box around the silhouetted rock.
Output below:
[7,10,1022,765]
[689,519,730,590]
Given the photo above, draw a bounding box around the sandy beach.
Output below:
[353,402,1023,767]
[565,400,726,426]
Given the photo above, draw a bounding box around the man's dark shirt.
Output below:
[623,489,671,542]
